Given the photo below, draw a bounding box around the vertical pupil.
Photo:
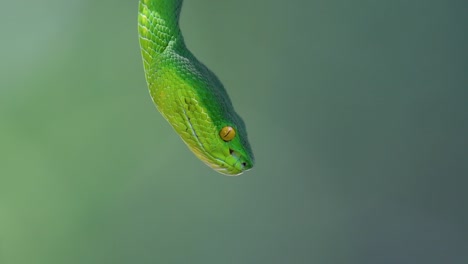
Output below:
[220,126,235,141]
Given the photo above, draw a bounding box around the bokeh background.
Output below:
[1,0,467,263]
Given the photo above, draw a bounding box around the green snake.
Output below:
[137,0,254,175]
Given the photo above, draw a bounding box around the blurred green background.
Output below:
[1,0,467,263]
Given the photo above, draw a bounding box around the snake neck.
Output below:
[138,0,185,64]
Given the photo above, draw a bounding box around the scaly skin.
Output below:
[138,0,254,175]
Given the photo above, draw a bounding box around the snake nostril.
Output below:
[229,148,234,155]
[241,162,247,167]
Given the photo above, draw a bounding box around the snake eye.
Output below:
[219,126,236,141]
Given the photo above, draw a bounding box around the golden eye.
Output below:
[219,126,236,141]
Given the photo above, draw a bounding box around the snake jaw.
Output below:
[184,140,253,176]
[183,141,249,176]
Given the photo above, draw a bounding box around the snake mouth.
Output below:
[185,144,250,176]
[194,146,251,176]
[183,137,252,176]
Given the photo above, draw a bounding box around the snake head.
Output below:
[187,132,254,176]
[178,95,255,176]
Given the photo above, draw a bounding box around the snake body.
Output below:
[137,0,254,175]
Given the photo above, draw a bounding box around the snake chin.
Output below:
[212,162,252,176]
[204,152,253,176]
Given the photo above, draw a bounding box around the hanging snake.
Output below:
[137,0,254,175]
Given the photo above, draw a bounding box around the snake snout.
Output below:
[228,148,253,172]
